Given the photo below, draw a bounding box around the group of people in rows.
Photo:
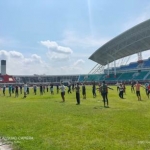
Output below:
[0,83,85,105]
[87,80,150,108]
[116,81,150,101]
[0,80,150,107]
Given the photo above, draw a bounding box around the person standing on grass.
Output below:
[147,83,150,99]
[20,84,22,94]
[67,82,72,94]
[145,82,149,96]
[72,83,75,92]
[27,85,29,94]
[33,84,37,95]
[59,83,66,102]
[15,85,19,97]
[134,81,145,101]
[75,83,80,105]
[92,82,96,98]
[50,83,54,95]
[56,84,59,94]
[122,82,126,95]
[3,84,6,96]
[43,85,45,93]
[82,83,86,99]
[100,81,113,108]
[131,81,135,93]
[118,83,124,99]
[46,85,48,92]
[97,83,102,94]
[23,83,27,98]
[40,84,43,95]
[12,85,14,94]
[8,84,12,97]
[116,82,120,92]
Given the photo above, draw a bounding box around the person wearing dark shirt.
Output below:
[68,82,72,94]
[75,83,80,105]
[27,86,29,94]
[147,83,150,99]
[122,82,126,95]
[50,84,54,95]
[131,81,135,93]
[82,83,86,99]
[100,81,113,108]
[20,85,22,94]
[12,85,14,94]
[46,85,48,92]
[15,85,19,97]
[56,84,59,94]
[40,85,43,95]
[43,85,45,93]
[8,85,12,97]
[3,85,6,96]
[72,83,75,92]
[92,82,96,98]
[119,83,124,99]
[33,85,37,95]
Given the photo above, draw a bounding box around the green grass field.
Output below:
[0,85,150,150]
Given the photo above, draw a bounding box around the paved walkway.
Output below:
[0,140,12,150]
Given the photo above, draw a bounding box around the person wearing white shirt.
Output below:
[59,83,66,102]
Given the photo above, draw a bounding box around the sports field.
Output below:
[0,85,150,150]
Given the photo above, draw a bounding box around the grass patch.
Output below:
[0,85,150,150]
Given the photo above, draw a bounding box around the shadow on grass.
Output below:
[93,106,110,109]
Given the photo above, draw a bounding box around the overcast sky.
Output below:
[0,0,150,75]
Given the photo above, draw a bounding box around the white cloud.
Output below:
[60,59,85,74]
[47,51,70,61]
[9,51,24,59]
[0,50,87,75]
[0,50,24,59]
[41,40,73,54]
[61,31,110,50]
[0,50,9,60]
[73,59,85,66]
[0,50,48,75]
[41,40,73,61]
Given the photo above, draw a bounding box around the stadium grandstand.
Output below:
[1,56,150,85]
[1,19,150,85]
[0,59,150,85]
[88,18,150,83]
